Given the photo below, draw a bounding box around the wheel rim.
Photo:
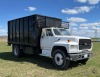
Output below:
[14,47,18,56]
[54,53,64,66]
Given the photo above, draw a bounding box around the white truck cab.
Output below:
[40,27,93,69]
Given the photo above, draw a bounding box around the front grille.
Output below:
[79,39,91,50]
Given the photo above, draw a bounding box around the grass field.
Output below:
[0,42,100,77]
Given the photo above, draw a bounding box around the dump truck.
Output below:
[8,14,93,69]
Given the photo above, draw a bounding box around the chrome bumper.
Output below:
[69,51,93,61]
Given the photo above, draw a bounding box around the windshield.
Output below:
[53,28,71,36]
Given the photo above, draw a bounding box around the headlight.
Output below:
[70,45,78,50]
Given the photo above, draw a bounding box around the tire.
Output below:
[52,49,70,69]
[12,45,23,57]
[78,58,89,64]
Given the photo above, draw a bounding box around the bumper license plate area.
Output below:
[84,54,88,58]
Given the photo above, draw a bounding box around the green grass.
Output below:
[0,42,100,77]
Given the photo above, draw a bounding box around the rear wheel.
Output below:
[12,45,23,57]
[52,49,70,69]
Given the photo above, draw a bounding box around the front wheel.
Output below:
[52,49,70,69]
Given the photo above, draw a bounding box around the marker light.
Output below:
[68,40,71,42]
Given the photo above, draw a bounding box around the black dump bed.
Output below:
[8,14,62,47]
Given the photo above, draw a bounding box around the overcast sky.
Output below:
[0,0,100,37]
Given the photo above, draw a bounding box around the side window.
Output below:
[46,29,53,36]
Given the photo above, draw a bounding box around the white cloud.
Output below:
[79,26,88,29]
[25,6,36,12]
[91,26,100,29]
[96,28,100,30]
[71,23,100,37]
[72,29,97,37]
[70,22,78,26]
[80,22,100,26]
[91,26,96,29]
[61,6,94,14]
[62,9,78,14]
[0,29,7,36]
[67,17,87,22]
[76,0,87,3]
[88,0,100,4]
[0,29,7,33]
[76,0,100,5]
[71,28,77,30]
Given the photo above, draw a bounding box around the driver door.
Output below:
[41,29,54,50]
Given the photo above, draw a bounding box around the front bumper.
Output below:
[69,51,93,61]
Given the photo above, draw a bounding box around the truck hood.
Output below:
[55,35,91,43]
